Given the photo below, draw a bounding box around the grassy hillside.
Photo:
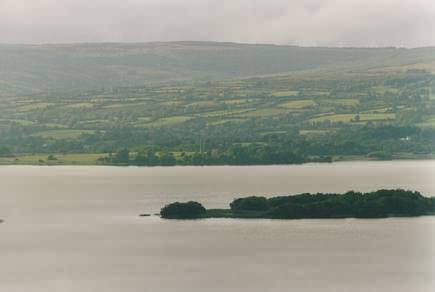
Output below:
[1,42,435,95]
[0,65,434,165]
[0,42,434,165]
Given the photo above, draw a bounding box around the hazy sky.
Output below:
[0,0,434,47]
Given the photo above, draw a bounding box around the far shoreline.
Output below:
[0,154,434,167]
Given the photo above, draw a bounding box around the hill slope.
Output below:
[1,42,434,95]
[0,64,434,165]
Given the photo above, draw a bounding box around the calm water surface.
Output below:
[0,161,434,292]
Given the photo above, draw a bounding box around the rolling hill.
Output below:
[1,41,434,95]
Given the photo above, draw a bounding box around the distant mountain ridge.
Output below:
[0,41,434,95]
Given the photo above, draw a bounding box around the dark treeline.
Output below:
[159,189,435,219]
[2,123,434,157]
[160,201,207,219]
[103,145,307,166]
[230,189,435,219]
[90,124,435,166]
[1,124,434,165]
[2,122,434,154]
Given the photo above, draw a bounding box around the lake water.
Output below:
[0,161,434,292]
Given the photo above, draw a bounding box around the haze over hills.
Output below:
[1,41,435,95]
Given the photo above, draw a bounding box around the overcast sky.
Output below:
[0,0,434,47]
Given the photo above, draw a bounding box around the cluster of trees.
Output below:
[229,189,435,219]
[102,145,307,166]
[1,122,434,165]
[92,123,435,166]
[100,149,178,165]
[159,190,435,220]
[160,201,206,219]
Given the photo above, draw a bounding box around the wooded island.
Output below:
[159,189,435,219]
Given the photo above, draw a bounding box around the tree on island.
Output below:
[157,189,435,220]
[231,189,435,219]
[160,201,206,219]
[230,196,269,212]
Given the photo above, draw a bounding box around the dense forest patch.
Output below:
[159,190,435,219]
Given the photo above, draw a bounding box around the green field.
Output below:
[32,130,95,139]
[310,113,395,123]
[271,91,299,97]
[140,116,193,128]
[0,153,106,165]
[242,108,290,117]
[320,99,360,106]
[280,100,315,109]
[417,116,435,128]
